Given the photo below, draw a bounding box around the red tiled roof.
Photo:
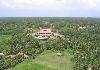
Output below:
[39,29,51,33]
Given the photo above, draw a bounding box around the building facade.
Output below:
[32,28,63,39]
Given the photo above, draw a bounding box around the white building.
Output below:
[33,28,63,39]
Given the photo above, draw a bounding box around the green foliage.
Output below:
[9,33,43,58]
[0,35,12,54]
[34,50,74,70]
[11,50,73,70]
[11,59,56,70]
[0,55,23,70]
[0,17,100,70]
[45,38,66,51]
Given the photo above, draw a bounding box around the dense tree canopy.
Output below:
[0,17,100,70]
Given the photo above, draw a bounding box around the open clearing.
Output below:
[0,35,12,42]
[11,50,74,70]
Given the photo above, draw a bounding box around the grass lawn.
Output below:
[11,59,56,70]
[0,35,12,52]
[11,50,74,70]
[34,50,74,70]
[0,35,12,42]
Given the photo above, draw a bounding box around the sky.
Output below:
[0,0,100,17]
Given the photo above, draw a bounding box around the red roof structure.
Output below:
[32,28,63,39]
[37,28,53,36]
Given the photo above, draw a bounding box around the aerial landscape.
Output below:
[0,0,100,70]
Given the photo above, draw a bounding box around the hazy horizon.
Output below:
[0,0,100,17]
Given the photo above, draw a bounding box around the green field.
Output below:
[0,35,12,53]
[0,35,12,42]
[11,60,56,70]
[11,50,74,70]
